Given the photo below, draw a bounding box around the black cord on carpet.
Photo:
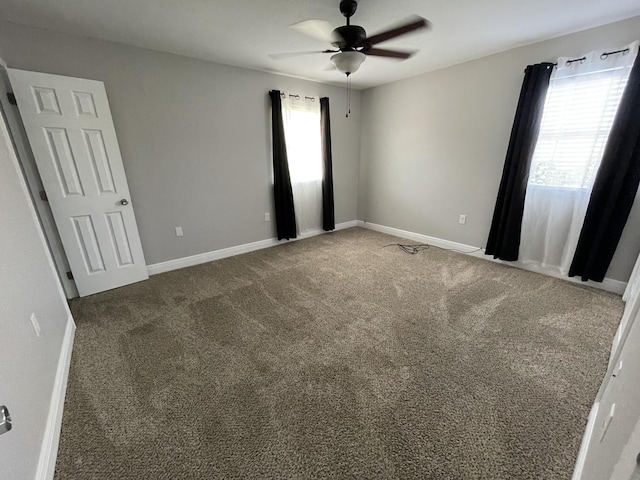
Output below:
[384,243,483,255]
[384,243,430,254]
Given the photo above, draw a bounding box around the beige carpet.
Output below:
[56,227,622,479]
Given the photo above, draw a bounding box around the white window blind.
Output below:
[282,97,322,183]
[529,58,634,189]
[281,94,323,233]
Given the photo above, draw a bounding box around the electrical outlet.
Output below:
[175,226,183,237]
[264,213,270,222]
[30,312,41,337]
[459,215,467,225]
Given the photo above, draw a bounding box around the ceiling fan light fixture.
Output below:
[330,51,366,75]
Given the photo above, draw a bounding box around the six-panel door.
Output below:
[8,69,148,296]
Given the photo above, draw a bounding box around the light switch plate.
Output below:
[175,226,183,237]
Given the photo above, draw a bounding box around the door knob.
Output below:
[0,406,11,435]
[120,199,129,206]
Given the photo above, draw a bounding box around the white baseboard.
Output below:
[147,220,358,276]
[356,220,481,253]
[357,220,627,295]
[37,314,76,480]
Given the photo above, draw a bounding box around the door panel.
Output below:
[8,69,147,296]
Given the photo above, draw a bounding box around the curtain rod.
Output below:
[565,47,631,66]
[523,46,635,73]
[600,48,631,60]
[279,92,316,101]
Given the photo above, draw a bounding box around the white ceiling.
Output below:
[1,0,639,90]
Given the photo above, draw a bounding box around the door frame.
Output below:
[0,65,78,298]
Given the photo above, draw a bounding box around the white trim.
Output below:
[571,402,599,480]
[36,315,76,480]
[147,220,358,275]
[356,220,478,252]
[357,221,627,295]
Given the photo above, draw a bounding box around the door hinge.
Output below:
[66,271,74,280]
[7,92,17,105]
[39,190,48,202]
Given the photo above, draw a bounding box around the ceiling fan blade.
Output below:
[290,19,336,43]
[269,50,337,60]
[364,16,430,46]
[364,48,415,59]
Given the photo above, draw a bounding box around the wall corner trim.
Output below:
[36,314,76,480]
[147,220,358,276]
[356,220,627,295]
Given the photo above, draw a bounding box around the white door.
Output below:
[573,299,640,480]
[8,69,148,296]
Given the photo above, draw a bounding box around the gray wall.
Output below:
[0,21,361,266]
[359,15,640,282]
[0,104,70,479]
[2,17,639,282]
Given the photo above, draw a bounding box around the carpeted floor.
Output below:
[55,227,623,479]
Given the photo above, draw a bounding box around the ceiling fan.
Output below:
[270,0,431,77]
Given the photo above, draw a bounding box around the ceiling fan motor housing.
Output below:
[332,25,366,50]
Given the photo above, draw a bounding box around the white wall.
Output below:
[359,15,640,282]
[0,21,362,267]
[0,104,72,478]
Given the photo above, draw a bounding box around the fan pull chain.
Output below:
[349,75,351,117]
[346,74,351,118]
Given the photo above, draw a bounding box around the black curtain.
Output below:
[569,53,640,282]
[485,63,554,261]
[269,90,297,240]
[320,97,335,231]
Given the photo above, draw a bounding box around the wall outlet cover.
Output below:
[175,226,184,237]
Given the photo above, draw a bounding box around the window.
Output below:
[282,99,322,183]
[529,61,634,189]
[281,94,323,233]
[519,45,637,274]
